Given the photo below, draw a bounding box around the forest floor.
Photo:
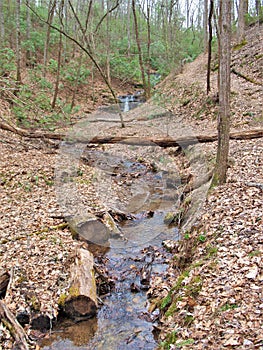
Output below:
[0,24,262,349]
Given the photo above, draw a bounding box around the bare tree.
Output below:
[238,0,248,41]
[213,0,232,185]
[132,0,149,99]
[0,0,4,44]
[26,0,32,65]
[204,0,208,51]
[51,31,63,109]
[15,0,22,86]
[43,0,57,77]
[207,0,214,94]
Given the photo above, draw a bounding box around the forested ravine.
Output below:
[37,101,196,349]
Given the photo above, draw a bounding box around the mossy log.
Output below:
[60,248,97,321]
[0,300,29,350]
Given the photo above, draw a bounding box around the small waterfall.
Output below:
[118,92,145,112]
[123,96,131,112]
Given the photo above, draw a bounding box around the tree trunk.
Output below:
[132,0,149,99]
[213,0,231,185]
[207,0,214,94]
[51,31,63,109]
[15,0,22,87]
[127,0,131,56]
[255,0,260,16]
[0,0,4,44]
[238,0,248,41]
[60,248,97,321]
[26,0,32,65]
[204,0,208,51]
[146,0,151,99]
[43,0,56,77]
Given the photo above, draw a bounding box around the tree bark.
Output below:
[60,248,97,321]
[15,0,22,86]
[0,0,4,44]
[26,0,32,65]
[238,0,248,41]
[214,0,231,185]
[207,0,214,94]
[51,31,63,109]
[43,0,56,78]
[204,0,208,51]
[132,0,149,99]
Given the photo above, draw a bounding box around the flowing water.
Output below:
[40,215,178,350]
[39,89,182,349]
[40,157,180,350]
[118,93,145,112]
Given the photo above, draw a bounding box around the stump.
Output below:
[60,248,97,321]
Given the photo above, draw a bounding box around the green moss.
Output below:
[58,293,67,306]
[176,339,195,347]
[220,303,239,312]
[183,314,194,326]
[206,245,218,258]
[233,39,247,50]
[69,286,79,297]
[160,331,178,349]
[171,270,190,292]
[163,212,176,224]
[190,260,204,268]
[160,292,172,309]
[248,250,261,257]
[30,296,41,311]
[184,276,202,297]
[165,301,179,317]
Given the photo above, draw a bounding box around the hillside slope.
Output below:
[153,24,262,350]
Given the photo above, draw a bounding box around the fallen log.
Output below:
[60,248,97,321]
[89,129,263,148]
[231,68,262,85]
[0,120,64,140]
[1,120,262,146]
[0,300,29,350]
[67,213,111,246]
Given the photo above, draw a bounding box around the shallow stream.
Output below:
[40,92,183,349]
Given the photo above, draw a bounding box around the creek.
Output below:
[40,90,182,350]
[40,160,180,350]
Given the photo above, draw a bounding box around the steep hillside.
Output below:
[157,24,262,133]
[153,24,262,350]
